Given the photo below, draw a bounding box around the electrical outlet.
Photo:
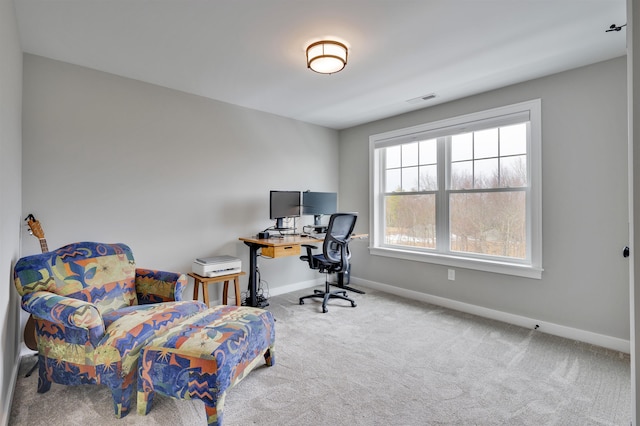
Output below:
[448,269,455,281]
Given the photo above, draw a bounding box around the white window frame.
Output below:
[369,99,543,279]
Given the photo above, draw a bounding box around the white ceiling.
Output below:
[14,0,627,130]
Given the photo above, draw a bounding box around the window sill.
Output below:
[369,246,543,279]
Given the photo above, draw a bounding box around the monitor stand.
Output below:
[273,218,294,233]
[312,215,327,233]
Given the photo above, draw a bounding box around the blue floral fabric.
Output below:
[13,241,206,418]
[137,305,276,426]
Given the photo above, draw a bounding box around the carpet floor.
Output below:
[9,287,630,425]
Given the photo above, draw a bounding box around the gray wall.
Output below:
[340,57,630,341]
[0,0,23,422]
[21,53,339,306]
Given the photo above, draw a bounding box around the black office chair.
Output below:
[299,213,358,313]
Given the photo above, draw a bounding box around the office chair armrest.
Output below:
[300,244,319,269]
[336,242,350,273]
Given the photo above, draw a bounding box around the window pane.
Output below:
[451,133,472,161]
[402,166,419,192]
[402,142,419,167]
[384,194,436,249]
[474,128,498,159]
[419,139,437,164]
[385,169,401,192]
[500,123,527,156]
[451,160,473,190]
[500,155,527,187]
[386,145,401,169]
[450,191,526,259]
[419,165,438,191]
[474,158,498,189]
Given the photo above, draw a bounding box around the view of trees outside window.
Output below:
[382,123,528,260]
[385,193,437,248]
[384,138,437,248]
[449,191,526,258]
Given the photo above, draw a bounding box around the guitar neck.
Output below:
[39,238,48,253]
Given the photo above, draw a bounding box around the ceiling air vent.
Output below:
[406,93,437,104]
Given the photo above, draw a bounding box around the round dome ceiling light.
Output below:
[306,40,348,74]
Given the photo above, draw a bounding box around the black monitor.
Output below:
[270,190,301,229]
[302,191,337,226]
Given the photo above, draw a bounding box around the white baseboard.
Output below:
[215,274,629,353]
[2,354,22,426]
[350,276,630,354]
[19,342,36,359]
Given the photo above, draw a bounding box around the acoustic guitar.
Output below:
[24,214,48,351]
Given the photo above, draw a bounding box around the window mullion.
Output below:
[436,137,448,253]
[375,147,385,247]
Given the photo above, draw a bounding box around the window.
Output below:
[370,100,542,278]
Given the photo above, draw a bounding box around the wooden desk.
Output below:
[239,235,323,258]
[238,234,367,307]
[189,271,246,307]
[238,235,321,308]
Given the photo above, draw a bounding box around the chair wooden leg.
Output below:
[233,277,241,306]
[222,280,229,304]
[193,280,200,301]
[203,282,210,307]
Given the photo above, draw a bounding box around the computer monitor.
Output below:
[269,190,301,230]
[302,191,337,226]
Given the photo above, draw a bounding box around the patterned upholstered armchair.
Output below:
[13,242,207,418]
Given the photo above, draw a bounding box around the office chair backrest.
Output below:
[323,213,357,272]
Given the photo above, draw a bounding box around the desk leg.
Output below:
[244,241,259,308]
[243,242,269,308]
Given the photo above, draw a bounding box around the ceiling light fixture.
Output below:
[306,40,348,74]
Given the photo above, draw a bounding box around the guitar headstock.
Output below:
[25,214,45,240]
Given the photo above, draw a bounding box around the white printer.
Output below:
[192,255,242,278]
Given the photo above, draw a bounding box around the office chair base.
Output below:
[329,283,365,294]
[299,289,357,313]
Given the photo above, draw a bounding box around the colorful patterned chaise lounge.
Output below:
[13,241,208,418]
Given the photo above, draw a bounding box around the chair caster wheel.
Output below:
[322,307,328,313]
[351,302,357,307]
[299,300,304,305]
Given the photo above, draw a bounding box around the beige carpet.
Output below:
[9,287,630,425]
